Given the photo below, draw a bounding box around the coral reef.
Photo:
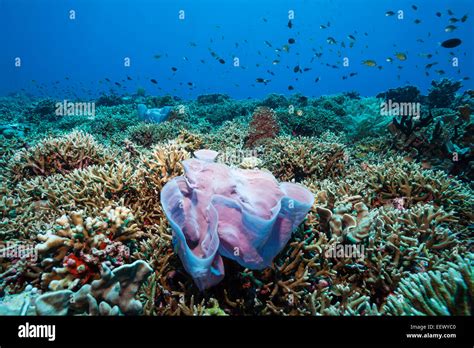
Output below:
[35,260,152,315]
[0,90,472,317]
[428,78,462,108]
[384,254,473,315]
[376,85,422,104]
[8,131,111,183]
[35,206,142,291]
[245,106,279,148]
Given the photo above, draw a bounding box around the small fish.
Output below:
[386,57,393,62]
[414,19,421,24]
[395,52,407,61]
[327,37,337,44]
[105,78,110,82]
[435,12,442,17]
[272,60,280,65]
[315,77,320,83]
[320,24,327,29]
[347,34,356,41]
[282,44,290,52]
[303,67,312,72]
[171,67,178,72]
[362,60,377,67]
[150,79,158,84]
[441,38,461,48]
[264,40,273,47]
[349,72,358,77]
[127,76,132,80]
[445,25,457,32]
[262,18,268,22]
[385,10,395,16]
[293,65,301,73]
[447,9,454,16]
[461,14,468,22]
[288,85,294,90]
[425,62,438,69]
[418,53,433,59]
[219,58,225,64]
[416,38,425,43]
[115,82,121,87]
[449,17,459,23]
[189,42,197,47]
[288,38,296,44]
[256,78,270,85]
[187,82,193,86]
[288,20,293,28]
[435,69,445,75]
[412,5,418,10]
[153,54,162,59]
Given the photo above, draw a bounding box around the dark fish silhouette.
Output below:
[441,38,461,48]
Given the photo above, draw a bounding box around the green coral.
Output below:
[383,254,473,315]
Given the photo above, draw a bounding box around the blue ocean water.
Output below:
[1,0,472,99]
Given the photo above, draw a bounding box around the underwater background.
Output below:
[0,0,473,316]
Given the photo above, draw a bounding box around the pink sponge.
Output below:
[161,150,314,290]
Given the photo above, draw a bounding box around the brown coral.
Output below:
[8,131,111,182]
[245,106,279,148]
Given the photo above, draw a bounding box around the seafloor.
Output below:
[0,80,472,316]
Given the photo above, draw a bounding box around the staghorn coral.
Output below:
[128,122,179,148]
[35,206,142,291]
[262,133,347,182]
[383,254,473,315]
[245,106,280,148]
[8,131,111,182]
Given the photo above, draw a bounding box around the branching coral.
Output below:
[383,254,473,315]
[262,133,347,181]
[35,206,142,291]
[245,106,279,148]
[128,122,180,148]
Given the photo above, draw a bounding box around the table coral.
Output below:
[160,150,314,290]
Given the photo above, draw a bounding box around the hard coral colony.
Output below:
[0,2,473,320]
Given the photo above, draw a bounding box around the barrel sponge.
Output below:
[160,150,314,290]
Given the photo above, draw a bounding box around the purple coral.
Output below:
[160,150,314,290]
